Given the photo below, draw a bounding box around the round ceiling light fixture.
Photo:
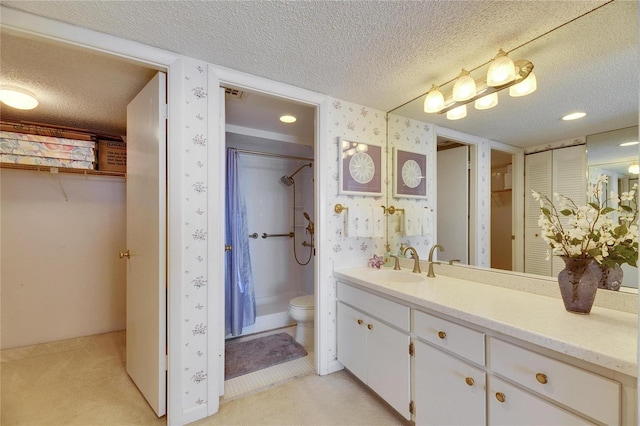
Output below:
[279,114,297,123]
[0,86,39,110]
[562,112,586,121]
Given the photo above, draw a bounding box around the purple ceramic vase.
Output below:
[589,262,624,291]
[557,256,598,314]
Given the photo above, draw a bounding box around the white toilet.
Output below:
[288,295,315,350]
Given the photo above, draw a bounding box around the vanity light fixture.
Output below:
[279,114,296,123]
[0,86,39,110]
[509,72,537,97]
[423,84,445,113]
[446,105,467,120]
[452,69,476,101]
[628,163,639,175]
[421,53,535,120]
[487,49,516,87]
[620,141,639,147]
[474,93,498,110]
[562,112,586,121]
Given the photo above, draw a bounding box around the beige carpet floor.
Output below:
[1,331,406,425]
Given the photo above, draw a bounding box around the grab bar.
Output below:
[261,232,294,239]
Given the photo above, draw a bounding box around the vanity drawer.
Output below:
[413,310,485,366]
[337,282,409,332]
[488,337,620,425]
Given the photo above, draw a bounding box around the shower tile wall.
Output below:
[241,153,315,304]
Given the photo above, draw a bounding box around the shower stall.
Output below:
[225,146,315,338]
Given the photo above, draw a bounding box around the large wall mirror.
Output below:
[383,1,638,288]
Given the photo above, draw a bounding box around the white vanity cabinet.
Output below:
[488,375,590,425]
[336,282,411,420]
[488,337,621,425]
[413,310,486,425]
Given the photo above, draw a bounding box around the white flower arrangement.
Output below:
[531,175,638,266]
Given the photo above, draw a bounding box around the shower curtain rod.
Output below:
[231,148,314,162]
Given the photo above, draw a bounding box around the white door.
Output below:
[437,146,469,263]
[125,71,167,417]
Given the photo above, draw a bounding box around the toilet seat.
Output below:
[289,295,314,309]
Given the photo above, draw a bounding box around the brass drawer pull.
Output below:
[495,392,506,403]
[465,377,474,386]
[536,373,548,384]
[357,319,363,325]
[119,250,131,259]
[437,331,446,339]
[367,324,373,330]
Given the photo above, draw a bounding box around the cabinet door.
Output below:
[488,376,590,425]
[336,302,367,382]
[366,316,411,420]
[414,340,486,426]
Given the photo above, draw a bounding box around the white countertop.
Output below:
[334,267,638,377]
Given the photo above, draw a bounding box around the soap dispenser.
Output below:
[383,243,391,265]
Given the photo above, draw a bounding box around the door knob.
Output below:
[119,250,131,259]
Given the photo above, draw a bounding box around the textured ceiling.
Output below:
[0,1,637,148]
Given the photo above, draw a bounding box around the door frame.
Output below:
[208,67,330,385]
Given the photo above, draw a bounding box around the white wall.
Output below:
[1,169,126,349]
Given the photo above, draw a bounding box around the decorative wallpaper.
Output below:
[325,98,387,363]
[387,114,436,257]
[180,59,210,410]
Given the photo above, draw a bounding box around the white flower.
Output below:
[621,190,635,202]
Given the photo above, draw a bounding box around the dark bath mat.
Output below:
[225,332,307,380]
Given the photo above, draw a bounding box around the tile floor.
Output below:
[1,331,406,425]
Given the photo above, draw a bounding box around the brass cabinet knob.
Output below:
[224,245,232,251]
[357,319,363,325]
[367,324,373,330]
[438,331,446,339]
[119,250,130,259]
[495,392,506,403]
[536,373,548,384]
[465,377,474,386]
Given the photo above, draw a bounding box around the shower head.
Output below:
[280,175,294,186]
[280,162,312,187]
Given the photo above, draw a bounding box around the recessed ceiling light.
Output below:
[0,86,39,110]
[620,141,639,147]
[562,112,586,121]
[279,115,296,123]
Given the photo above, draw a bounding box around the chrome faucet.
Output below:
[427,244,445,277]
[402,246,421,273]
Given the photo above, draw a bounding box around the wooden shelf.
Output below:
[1,163,126,178]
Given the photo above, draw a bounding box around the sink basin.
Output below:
[369,269,425,283]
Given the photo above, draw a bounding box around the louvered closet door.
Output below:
[551,145,587,276]
[524,150,552,276]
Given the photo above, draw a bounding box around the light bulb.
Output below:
[0,87,38,110]
[452,69,476,101]
[487,49,516,87]
[475,93,498,110]
[509,72,537,97]
[279,115,296,123]
[446,105,467,120]
[423,84,444,113]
